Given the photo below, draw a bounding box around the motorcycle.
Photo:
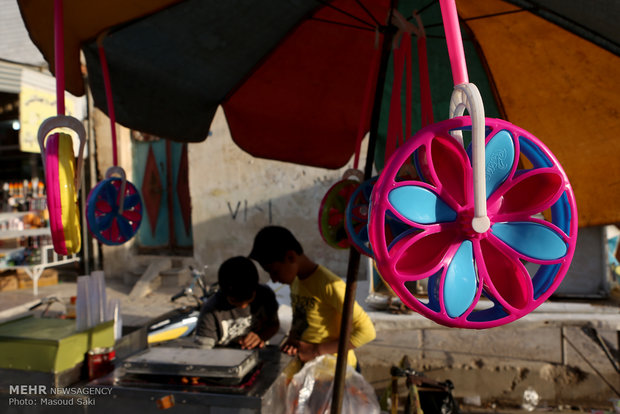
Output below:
[28,296,67,317]
[146,265,218,344]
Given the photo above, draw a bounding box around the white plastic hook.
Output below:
[37,115,87,193]
[104,166,128,215]
[448,83,490,233]
[342,168,364,182]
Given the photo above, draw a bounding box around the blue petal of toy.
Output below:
[102,181,117,203]
[116,215,134,239]
[358,225,368,242]
[485,130,515,198]
[388,186,457,224]
[444,241,477,318]
[96,212,115,231]
[492,222,568,261]
[124,193,141,209]
[362,182,374,201]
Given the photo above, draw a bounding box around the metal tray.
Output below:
[122,347,259,379]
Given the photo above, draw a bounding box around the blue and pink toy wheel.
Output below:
[345,177,376,256]
[86,169,143,245]
[368,116,578,328]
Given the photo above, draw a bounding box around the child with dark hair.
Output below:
[249,226,376,369]
[195,256,279,349]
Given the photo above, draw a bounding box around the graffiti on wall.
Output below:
[227,200,272,223]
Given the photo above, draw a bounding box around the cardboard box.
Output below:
[0,238,20,249]
[17,269,58,290]
[0,272,18,292]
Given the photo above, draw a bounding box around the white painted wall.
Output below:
[188,107,370,283]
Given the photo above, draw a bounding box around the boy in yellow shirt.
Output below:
[249,226,376,369]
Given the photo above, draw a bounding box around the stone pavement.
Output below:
[0,276,188,327]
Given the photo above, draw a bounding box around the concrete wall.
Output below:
[357,308,620,409]
[187,107,369,283]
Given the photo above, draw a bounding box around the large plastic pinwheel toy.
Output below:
[368,0,578,328]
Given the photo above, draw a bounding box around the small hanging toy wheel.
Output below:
[38,116,86,255]
[318,169,363,249]
[86,166,143,245]
[344,177,377,256]
[368,116,578,328]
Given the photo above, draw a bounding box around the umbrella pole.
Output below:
[330,17,397,414]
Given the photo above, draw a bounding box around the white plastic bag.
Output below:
[285,355,380,414]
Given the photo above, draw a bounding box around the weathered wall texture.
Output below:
[188,107,369,282]
[357,314,620,409]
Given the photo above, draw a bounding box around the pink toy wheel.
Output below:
[368,116,578,328]
[318,179,360,249]
[86,170,143,245]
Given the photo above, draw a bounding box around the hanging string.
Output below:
[97,33,119,167]
[404,35,413,140]
[418,35,434,127]
[54,0,65,115]
[353,33,383,170]
[384,33,412,166]
[412,11,434,127]
[383,10,433,164]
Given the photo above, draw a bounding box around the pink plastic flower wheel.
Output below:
[86,176,143,245]
[368,116,578,328]
[318,178,360,249]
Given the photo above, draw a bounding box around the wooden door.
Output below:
[132,132,192,254]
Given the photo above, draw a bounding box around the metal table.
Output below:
[87,345,293,413]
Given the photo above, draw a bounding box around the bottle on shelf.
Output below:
[0,179,46,212]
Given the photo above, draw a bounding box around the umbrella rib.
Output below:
[429,1,620,56]
[424,8,527,29]
[315,0,376,28]
[310,17,376,32]
[505,0,620,56]
[352,0,381,27]
[462,8,528,23]
[416,0,438,15]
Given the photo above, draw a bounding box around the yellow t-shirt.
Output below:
[290,265,376,367]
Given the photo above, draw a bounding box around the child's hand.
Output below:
[296,341,320,362]
[281,338,299,356]
[238,332,265,349]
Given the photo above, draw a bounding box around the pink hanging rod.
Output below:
[439,0,469,86]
